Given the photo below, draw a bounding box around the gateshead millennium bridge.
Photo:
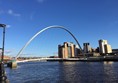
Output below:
[16,25,84,59]
[8,25,84,68]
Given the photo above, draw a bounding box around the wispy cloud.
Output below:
[8,9,21,17]
[30,13,34,20]
[0,9,21,17]
[6,25,11,28]
[37,0,46,3]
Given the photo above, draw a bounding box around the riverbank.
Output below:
[47,56,118,62]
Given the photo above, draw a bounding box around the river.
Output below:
[5,61,118,83]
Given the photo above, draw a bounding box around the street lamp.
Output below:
[0,24,6,62]
[0,24,8,82]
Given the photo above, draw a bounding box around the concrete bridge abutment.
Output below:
[7,60,17,69]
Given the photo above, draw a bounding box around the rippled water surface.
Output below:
[5,61,118,83]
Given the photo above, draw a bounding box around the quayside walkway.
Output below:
[16,56,118,63]
[16,58,62,63]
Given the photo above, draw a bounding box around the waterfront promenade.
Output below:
[16,56,118,63]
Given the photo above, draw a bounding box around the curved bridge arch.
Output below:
[15,25,84,59]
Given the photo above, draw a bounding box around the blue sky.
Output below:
[0,0,118,57]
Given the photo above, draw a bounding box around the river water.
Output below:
[5,61,118,83]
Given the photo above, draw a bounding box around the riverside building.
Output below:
[99,39,112,54]
[58,42,79,58]
[83,43,92,53]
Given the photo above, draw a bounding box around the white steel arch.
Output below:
[15,25,84,59]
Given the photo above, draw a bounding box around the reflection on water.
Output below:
[5,62,118,83]
[104,61,114,65]
[58,62,79,83]
[103,61,117,83]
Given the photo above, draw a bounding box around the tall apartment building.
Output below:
[83,43,92,53]
[58,42,79,58]
[99,39,112,54]
[75,45,80,57]
[104,44,112,53]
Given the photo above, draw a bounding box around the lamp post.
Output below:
[0,24,8,82]
[0,24,6,62]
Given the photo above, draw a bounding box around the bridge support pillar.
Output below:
[7,60,17,69]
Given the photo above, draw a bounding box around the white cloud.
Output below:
[8,9,21,17]
[0,9,21,17]
[37,0,45,3]
[8,10,12,14]
[6,25,11,28]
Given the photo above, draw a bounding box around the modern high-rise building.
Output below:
[75,45,80,57]
[99,39,112,54]
[83,43,92,53]
[58,42,79,58]
[104,44,112,53]
[99,40,107,53]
